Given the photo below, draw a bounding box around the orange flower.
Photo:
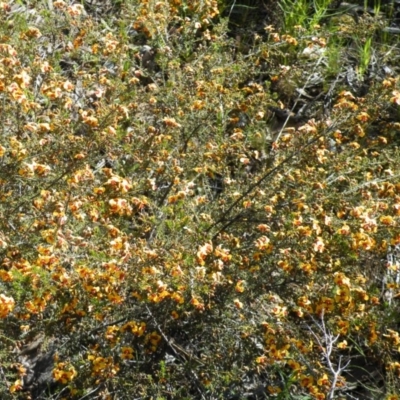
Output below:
[254,236,273,252]
[197,242,213,265]
[0,294,15,318]
[233,299,243,309]
[163,117,181,128]
[190,297,205,311]
[391,90,400,105]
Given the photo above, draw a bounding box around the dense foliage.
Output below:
[2,0,400,399]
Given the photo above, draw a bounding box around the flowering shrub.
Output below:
[1,0,400,399]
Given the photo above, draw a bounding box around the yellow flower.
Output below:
[10,379,23,393]
[317,373,330,386]
[105,325,120,342]
[337,340,347,349]
[121,347,134,360]
[334,272,351,287]
[146,331,162,346]
[299,375,314,388]
[53,362,77,383]
[287,359,302,371]
[267,385,282,394]
[380,215,395,225]
[356,112,370,122]
[337,224,351,235]
[235,280,245,293]
[255,355,267,364]
[334,287,351,304]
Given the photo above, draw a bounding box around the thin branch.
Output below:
[77,384,102,400]
[308,311,350,400]
[207,120,340,238]
[146,306,207,399]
